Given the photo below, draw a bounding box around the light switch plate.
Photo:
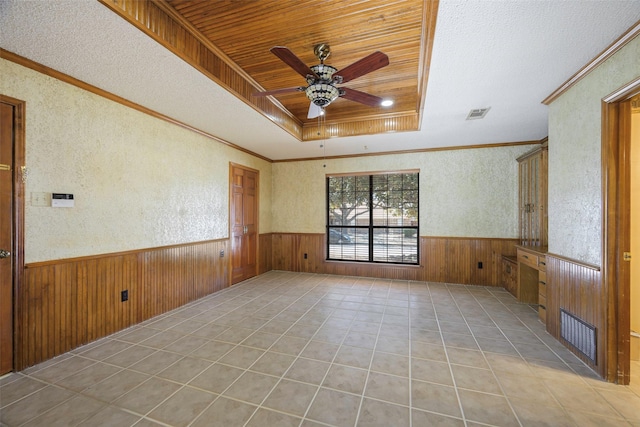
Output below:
[31,192,49,207]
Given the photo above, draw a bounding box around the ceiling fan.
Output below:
[253,44,390,119]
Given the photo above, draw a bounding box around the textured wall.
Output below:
[272,145,534,237]
[548,36,640,266]
[1,59,272,263]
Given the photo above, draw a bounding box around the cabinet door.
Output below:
[530,153,540,245]
[517,144,548,247]
[519,160,529,244]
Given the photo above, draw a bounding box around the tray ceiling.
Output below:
[103,0,436,142]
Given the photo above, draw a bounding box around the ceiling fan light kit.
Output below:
[306,84,341,107]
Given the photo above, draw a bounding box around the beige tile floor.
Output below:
[1,271,639,427]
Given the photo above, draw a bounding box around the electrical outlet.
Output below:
[121,290,128,302]
[220,250,225,258]
[477,262,483,269]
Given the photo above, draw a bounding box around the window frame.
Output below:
[326,170,420,265]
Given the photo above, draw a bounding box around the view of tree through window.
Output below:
[327,172,419,264]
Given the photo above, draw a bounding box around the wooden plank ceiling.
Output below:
[99,0,438,141]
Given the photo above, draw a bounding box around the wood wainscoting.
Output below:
[258,233,272,275]
[266,233,519,286]
[545,254,604,376]
[17,239,229,370]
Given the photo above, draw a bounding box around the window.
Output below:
[327,171,419,264]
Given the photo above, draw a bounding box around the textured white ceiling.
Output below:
[1,0,640,160]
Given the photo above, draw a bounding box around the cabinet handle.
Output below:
[539,261,546,266]
[539,304,546,309]
[539,280,546,285]
[523,255,529,259]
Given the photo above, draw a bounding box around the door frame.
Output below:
[0,95,26,373]
[228,162,259,285]
[602,77,640,384]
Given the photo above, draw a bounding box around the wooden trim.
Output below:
[0,48,272,163]
[301,113,420,141]
[604,76,640,103]
[267,233,520,241]
[326,169,420,178]
[601,78,639,383]
[545,252,600,271]
[542,20,640,105]
[24,238,228,268]
[273,140,541,163]
[516,139,548,162]
[151,0,266,94]
[417,0,440,118]
[0,95,26,374]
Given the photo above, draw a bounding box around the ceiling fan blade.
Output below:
[307,102,323,119]
[253,86,305,97]
[270,46,319,80]
[339,87,384,107]
[333,51,389,83]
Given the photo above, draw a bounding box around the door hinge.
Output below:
[623,252,632,261]
[0,164,10,171]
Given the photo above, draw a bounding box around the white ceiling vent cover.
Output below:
[466,107,491,120]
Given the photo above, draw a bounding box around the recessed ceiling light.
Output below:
[381,99,394,107]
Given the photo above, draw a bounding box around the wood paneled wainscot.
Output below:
[545,254,603,376]
[268,234,519,286]
[17,239,229,370]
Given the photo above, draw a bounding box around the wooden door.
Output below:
[1,102,14,374]
[230,165,258,284]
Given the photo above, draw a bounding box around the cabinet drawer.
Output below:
[538,305,546,323]
[538,293,546,308]
[517,249,539,269]
[538,257,547,272]
[538,270,546,284]
[539,281,547,298]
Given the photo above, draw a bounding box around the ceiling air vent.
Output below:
[466,107,491,120]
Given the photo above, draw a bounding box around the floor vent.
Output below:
[560,309,596,364]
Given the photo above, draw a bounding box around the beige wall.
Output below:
[548,35,640,266]
[632,111,639,333]
[0,58,272,263]
[272,144,535,237]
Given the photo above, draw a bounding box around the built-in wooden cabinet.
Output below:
[518,140,548,247]
[538,260,547,323]
[515,245,547,324]
[502,255,518,297]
